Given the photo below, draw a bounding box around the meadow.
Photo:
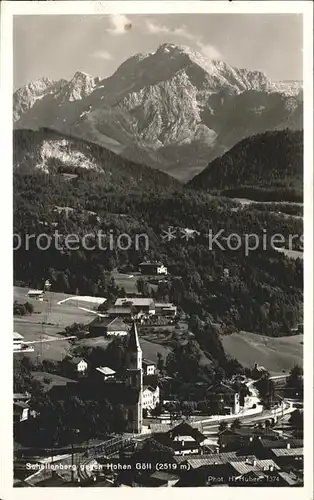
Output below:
[221,331,303,374]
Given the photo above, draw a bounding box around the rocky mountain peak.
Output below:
[13,77,67,122]
[55,71,96,102]
[13,43,303,182]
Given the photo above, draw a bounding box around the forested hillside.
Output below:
[14,168,303,341]
[13,128,181,193]
[188,130,303,201]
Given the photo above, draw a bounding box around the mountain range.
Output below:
[14,43,303,182]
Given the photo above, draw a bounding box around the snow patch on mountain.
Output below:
[13,77,67,122]
[13,43,303,181]
[55,71,96,102]
[269,80,303,96]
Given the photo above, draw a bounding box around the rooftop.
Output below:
[177,452,254,469]
[277,471,299,485]
[14,392,30,400]
[229,459,279,475]
[139,261,164,266]
[69,356,87,364]
[149,421,203,434]
[107,317,128,330]
[260,438,303,449]
[14,401,29,409]
[168,422,206,442]
[96,367,116,376]
[207,382,237,395]
[271,447,303,457]
[107,306,132,314]
[92,317,128,329]
[115,298,154,307]
[142,358,155,366]
[143,385,156,393]
[150,471,179,482]
[13,332,24,340]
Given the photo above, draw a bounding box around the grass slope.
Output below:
[221,331,303,374]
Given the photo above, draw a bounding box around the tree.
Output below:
[287,365,303,397]
[289,409,303,430]
[231,418,241,430]
[24,301,34,314]
[111,404,127,434]
[255,374,275,406]
[219,421,228,433]
[181,401,195,418]
[137,278,149,296]
[150,403,162,418]
[157,352,164,372]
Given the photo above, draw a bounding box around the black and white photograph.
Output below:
[0,0,313,495]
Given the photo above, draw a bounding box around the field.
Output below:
[77,332,171,364]
[221,331,303,375]
[14,287,99,362]
[31,371,77,391]
[14,286,171,364]
[111,270,158,294]
[138,337,171,363]
[111,271,140,294]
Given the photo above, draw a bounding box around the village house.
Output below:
[14,392,31,403]
[115,298,155,315]
[107,306,133,319]
[95,366,116,381]
[69,357,88,375]
[218,426,278,453]
[142,359,156,376]
[252,363,268,379]
[139,261,168,276]
[228,457,279,477]
[155,303,177,317]
[174,452,245,487]
[142,384,160,410]
[153,421,215,456]
[89,317,129,337]
[27,289,44,299]
[207,382,241,415]
[253,437,303,459]
[270,446,303,469]
[175,453,281,487]
[13,401,30,423]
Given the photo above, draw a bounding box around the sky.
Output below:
[13,14,303,90]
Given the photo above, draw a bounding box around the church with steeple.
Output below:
[91,322,151,434]
[124,322,143,434]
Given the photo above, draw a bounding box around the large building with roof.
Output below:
[115,298,155,315]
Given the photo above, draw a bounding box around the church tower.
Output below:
[125,322,143,434]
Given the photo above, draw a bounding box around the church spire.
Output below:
[127,322,141,352]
